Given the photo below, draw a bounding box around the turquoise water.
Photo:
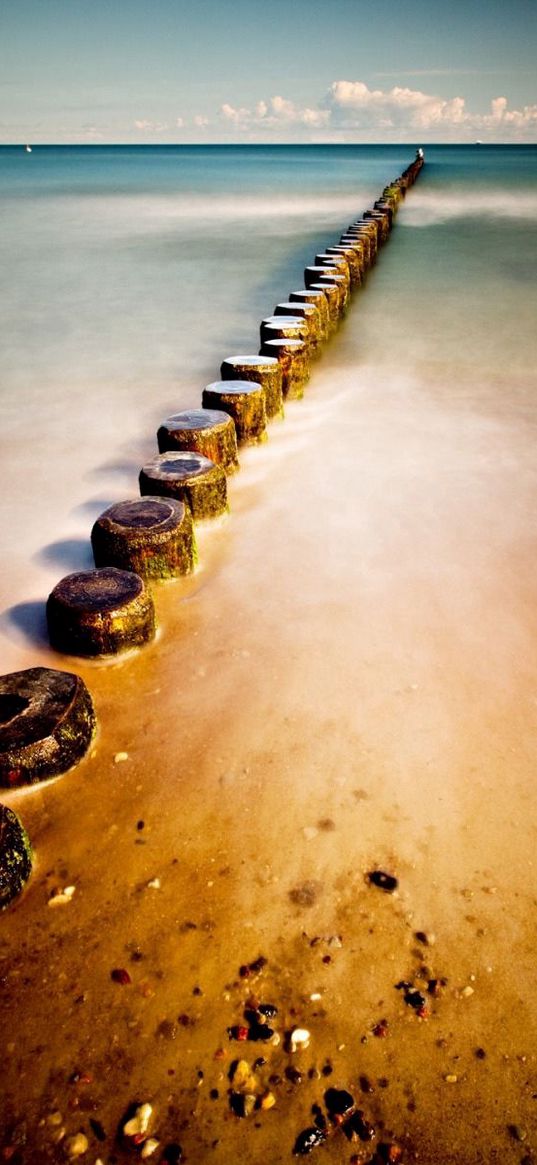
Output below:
[1,144,536,667]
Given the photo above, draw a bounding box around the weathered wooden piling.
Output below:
[47,567,156,657]
[363,209,390,242]
[259,338,309,399]
[307,281,341,328]
[312,271,349,314]
[0,804,32,909]
[157,409,239,473]
[274,301,323,346]
[260,316,310,351]
[289,290,330,339]
[220,355,284,420]
[314,253,352,289]
[202,380,267,444]
[140,451,228,519]
[0,666,96,787]
[324,246,364,286]
[91,497,196,580]
[339,234,373,267]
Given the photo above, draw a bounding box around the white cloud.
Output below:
[193,114,209,128]
[324,80,537,138]
[216,80,537,142]
[133,118,168,133]
[219,95,329,132]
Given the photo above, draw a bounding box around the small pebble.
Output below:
[508,1125,527,1143]
[461,985,474,998]
[293,1126,327,1155]
[147,878,161,890]
[124,1103,152,1138]
[302,827,318,841]
[289,1028,311,1053]
[367,870,398,893]
[141,1139,160,1159]
[64,1133,89,1159]
[111,968,131,985]
[324,1087,354,1118]
[48,886,76,906]
[444,1074,458,1084]
[114,752,129,763]
[260,1091,276,1110]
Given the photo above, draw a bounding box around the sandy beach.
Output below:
[2,227,537,1163]
[1,142,537,1165]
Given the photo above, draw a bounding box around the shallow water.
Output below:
[1,146,537,1162]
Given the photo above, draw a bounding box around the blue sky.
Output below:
[1,0,536,142]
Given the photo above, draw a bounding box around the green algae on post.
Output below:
[91,497,197,580]
[0,666,96,787]
[157,408,239,474]
[202,380,267,445]
[47,567,156,657]
[220,355,284,421]
[140,450,228,520]
[0,804,32,909]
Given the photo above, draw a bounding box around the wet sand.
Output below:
[2,261,537,1163]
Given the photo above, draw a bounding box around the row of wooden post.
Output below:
[0,152,425,905]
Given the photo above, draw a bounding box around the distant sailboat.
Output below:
[25,144,32,153]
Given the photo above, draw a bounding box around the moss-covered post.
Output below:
[220,355,284,421]
[91,497,197,580]
[0,805,32,909]
[202,380,267,444]
[140,451,228,519]
[157,409,239,473]
[47,568,156,657]
[0,666,96,787]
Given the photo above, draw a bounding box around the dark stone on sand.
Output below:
[293,1126,327,1155]
[344,1110,376,1142]
[324,1087,355,1118]
[0,666,95,786]
[367,870,398,893]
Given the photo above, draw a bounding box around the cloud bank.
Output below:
[215,79,537,141]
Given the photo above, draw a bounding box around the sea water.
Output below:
[0,144,536,671]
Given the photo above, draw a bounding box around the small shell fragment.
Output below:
[289,1027,311,1053]
[114,752,129,763]
[48,886,76,906]
[124,1102,153,1138]
[64,1132,89,1158]
[141,1139,160,1159]
[444,1074,458,1084]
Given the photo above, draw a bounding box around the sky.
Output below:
[1,0,536,144]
